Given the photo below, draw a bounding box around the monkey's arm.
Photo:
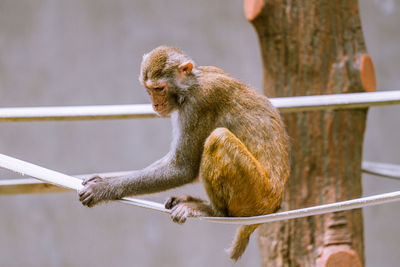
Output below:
[115,152,197,195]
[79,139,202,207]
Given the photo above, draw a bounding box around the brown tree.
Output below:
[244,0,376,266]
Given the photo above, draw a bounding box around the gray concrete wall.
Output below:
[0,1,399,266]
[360,1,400,266]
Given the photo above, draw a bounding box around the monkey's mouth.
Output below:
[153,104,170,117]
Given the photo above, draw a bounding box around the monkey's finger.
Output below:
[178,209,189,224]
[82,179,91,185]
[170,206,182,223]
[172,213,186,224]
[164,200,172,209]
[171,205,188,224]
[180,209,189,224]
[81,195,94,207]
[165,196,177,209]
[82,176,100,185]
[78,189,87,197]
[79,190,91,201]
[81,197,91,206]
[87,200,96,208]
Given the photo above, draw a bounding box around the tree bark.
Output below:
[244,0,376,266]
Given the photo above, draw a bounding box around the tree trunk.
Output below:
[244,0,376,266]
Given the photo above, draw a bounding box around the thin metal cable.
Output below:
[0,90,399,121]
[1,153,399,225]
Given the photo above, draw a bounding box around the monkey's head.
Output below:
[139,46,197,117]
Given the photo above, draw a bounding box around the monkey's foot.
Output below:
[78,176,113,207]
[165,195,205,209]
[169,202,208,224]
[165,195,216,224]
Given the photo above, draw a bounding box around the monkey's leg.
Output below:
[202,127,282,261]
[166,127,278,224]
[200,127,278,217]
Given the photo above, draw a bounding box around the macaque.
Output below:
[79,46,290,261]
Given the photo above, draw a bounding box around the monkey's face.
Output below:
[144,80,176,117]
[139,46,196,117]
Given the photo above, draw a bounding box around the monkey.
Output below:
[78,46,290,261]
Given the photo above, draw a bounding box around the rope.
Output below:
[0,90,399,122]
[1,161,399,194]
[1,153,399,225]
[0,154,169,213]
[202,190,400,225]
[362,161,400,180]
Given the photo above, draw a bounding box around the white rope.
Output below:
[2,161,399,194]
[362,161,400,180]
[0,90,399,122]
[272,90,400,113]
[0,104,156,122]
[1,153,400,225]
[0,154,168,213]
[203,190,400,225]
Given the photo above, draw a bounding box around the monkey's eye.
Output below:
[153,87,164,92]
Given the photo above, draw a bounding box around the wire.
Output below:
[0,90,399,122]
[1,153,399,225]
[362,161,400,180]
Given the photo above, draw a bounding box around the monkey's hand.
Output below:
[165,196,214,224]
[78,176,113,207]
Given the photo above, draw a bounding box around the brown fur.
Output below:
[79,46,290,261]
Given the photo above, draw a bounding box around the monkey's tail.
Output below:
[226,224,261,261]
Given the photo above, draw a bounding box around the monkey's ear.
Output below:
[179,61,193,75]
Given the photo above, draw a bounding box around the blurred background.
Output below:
[0,0,399,266]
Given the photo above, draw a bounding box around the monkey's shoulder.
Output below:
[198,66,229,76]
[198,66,244,91]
